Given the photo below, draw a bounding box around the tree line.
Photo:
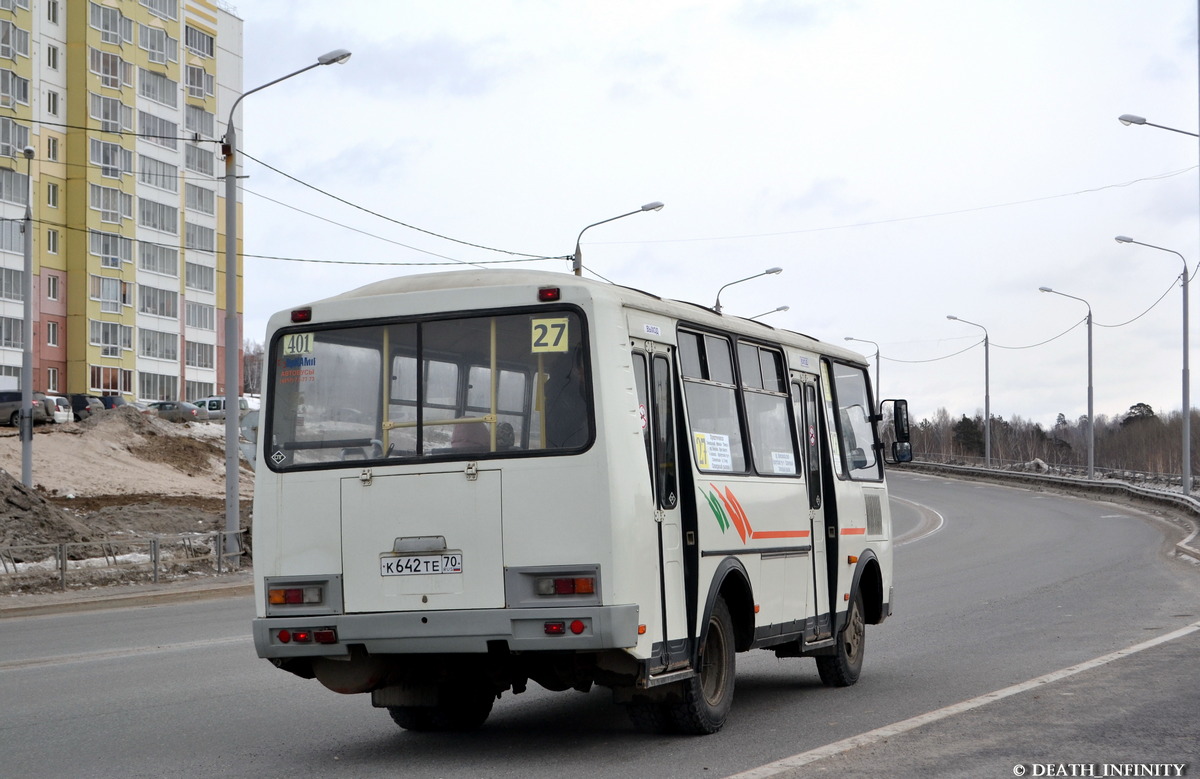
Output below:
[911,403,1196,478]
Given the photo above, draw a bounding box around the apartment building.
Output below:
[0,0,243,403]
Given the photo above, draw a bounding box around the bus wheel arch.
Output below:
[852,554,885,625]
[703,558,755,652]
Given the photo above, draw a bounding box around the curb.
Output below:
[0,574,253,618]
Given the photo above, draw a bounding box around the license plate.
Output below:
[380,553,463,577]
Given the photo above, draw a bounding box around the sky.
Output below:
[230,0,1199,430]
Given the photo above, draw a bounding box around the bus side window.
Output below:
[793,381,822,510]
[633,352,654,484]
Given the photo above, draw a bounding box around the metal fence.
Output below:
[0,530,247,591]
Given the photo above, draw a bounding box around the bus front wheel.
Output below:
[816,590,865,687]
[668,596,735,735]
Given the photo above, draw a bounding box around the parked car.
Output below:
[0,390,50,426]
[189,395,250,421]
[148,400,210,423]
[46,395,73,424]
[69,394,105,422]
[238,409,259,465]
[97,395,129,410]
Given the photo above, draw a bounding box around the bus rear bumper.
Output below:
[252,604,641,659]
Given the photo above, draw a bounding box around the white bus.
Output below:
[251,269,911,735]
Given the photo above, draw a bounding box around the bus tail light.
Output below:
[268,585,324,606]
[538,287,561,302]
[543,620,588,636]
[536,576,595,596]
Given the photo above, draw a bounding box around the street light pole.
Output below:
[750,305,789,320]
[220,48,351,555]
[713,267,783,314]
[1115,235,1191,493]
[845,336,880,399]
[947,315,990,467]
[1039,287,1093,479]
[572,201,664,277]
[1117,114,1200,138]
[19,145,33,488]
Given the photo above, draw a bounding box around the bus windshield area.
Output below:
[265,310,590,470]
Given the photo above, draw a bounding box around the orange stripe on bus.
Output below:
[750,530,811,539]
[840,528,867,535]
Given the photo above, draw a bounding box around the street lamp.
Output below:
[19,144,33,488]
[221,48,351,556]
[844,336,880,399]
[750,305,789,320]
[947,314,991,467]
[572,201,664,277]
[1115,235,1191,493]
[713,267,782,314]
[1039,287,1093,479]
[1117,114,1200,138]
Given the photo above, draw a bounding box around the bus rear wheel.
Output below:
[387,686,494,732]
[816,590,865,687]
[667,597,735,735]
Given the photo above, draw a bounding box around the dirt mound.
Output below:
[0,409,253,551]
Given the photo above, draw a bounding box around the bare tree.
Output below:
[243,339,264,395]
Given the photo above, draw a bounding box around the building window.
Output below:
[0,21,31,60]
[93,365,133,394]
[186,380,214,401]
[0,168,27,206]
[45,89,59,116]
[92,94,135,133]
[90,320,132,357]
[139,328,177,360]
[138,26,177,65]
[141,0,178,22]
[185,300,215,330]
[138,198,178,233]
[45,136,57,161]
[185,184,215,214]
[46,273,59,301]
[183,144,213,176]
[0,69,29,107]
[185,261,215,292]
[46,45,59,71]
[0,117,29,158]
[46,182,58,208]
[90,230,133,268]
[138,242,178,276]
[185,65,214,98]
[46,320,58,347]
[0,316,23,349]
[47,366,58,393]
[184,25,214,58]
[185,105,214,138]
[138,68,178,108]
[46,228,58,254]
[90,275,131,313]
[90,139,133,178]
[47,1,59,24]
[138,155,178,192]
[0,267,23,301]
[139,111,178,150]
[185,223,214,253]
[89,49,135,90]
[138,284,178,318]
[89,184,133,224]
[89,3,134,45]
[138,371,177,401]
[186,340,214,369]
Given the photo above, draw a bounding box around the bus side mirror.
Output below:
[879,398,911,465]
[892,441,913,463]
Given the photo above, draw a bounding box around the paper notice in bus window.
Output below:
[531,318,570,353]
[695,432,732,471]
[772,451,797,475]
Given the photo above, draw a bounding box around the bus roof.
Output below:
[283,269,870,367]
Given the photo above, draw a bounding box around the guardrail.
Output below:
[0,530,248,592]
[898,460,1200,564]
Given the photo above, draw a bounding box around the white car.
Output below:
[46,395,73,424]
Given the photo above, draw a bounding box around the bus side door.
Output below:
[792,375,832,641]
[633,348,689,667]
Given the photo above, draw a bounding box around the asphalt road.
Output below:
[1,471,1197,777]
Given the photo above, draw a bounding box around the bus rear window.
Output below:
[265,310,590,469]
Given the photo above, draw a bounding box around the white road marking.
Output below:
[728,619,1200,779]
[0,634,250,671]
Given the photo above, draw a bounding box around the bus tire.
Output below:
[387,687,494,732]
[668,596,735,735]
[816,589,865,687]
[626,700,672,734]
